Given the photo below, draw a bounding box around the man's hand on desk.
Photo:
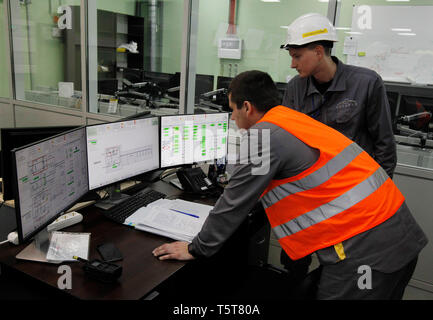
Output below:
[152,241,195,261]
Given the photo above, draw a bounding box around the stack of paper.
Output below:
[125,199,212,242]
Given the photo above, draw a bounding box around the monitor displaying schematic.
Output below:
[161,113,229,168]
[1,125,79,201]
[12,127,88,243]
[86,117,160,190]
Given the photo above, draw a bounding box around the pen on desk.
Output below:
[169,209,199,219]
[73,256,88,263]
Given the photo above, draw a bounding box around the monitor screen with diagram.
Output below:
[86,117,160,190]
[12,127,88,242]
[160,113,229,168]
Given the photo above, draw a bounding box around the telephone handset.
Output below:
[176,167,214,193]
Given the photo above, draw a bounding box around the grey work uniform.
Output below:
[189,119,427,299]
[282,57,396,178]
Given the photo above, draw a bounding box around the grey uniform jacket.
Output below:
[190,120,427,273]
[282,57,397,178]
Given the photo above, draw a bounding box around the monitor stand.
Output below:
[94,183,130,211]
[15,228,61,264]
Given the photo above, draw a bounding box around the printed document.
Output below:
[125,199,212,242]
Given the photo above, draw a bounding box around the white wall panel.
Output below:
[14,105,83,127]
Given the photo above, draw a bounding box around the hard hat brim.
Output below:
[280,39,338,50]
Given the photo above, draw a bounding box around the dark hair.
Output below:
[228,70,281,112]
[288,40,333,56]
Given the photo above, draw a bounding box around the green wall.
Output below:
[97,0,136,16]
[28,0,136,91]
[158,0,329,83]
[161,0,183,74]
[194,0,329,84]
[29,0,67,90]
[10,0,76,95]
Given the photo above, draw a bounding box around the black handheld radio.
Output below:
[73,256,122,283]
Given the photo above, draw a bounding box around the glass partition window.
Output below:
[0,0,9,98]
[334,0,433,84]
[9,0,82,109]
[88,0,184,118]
[193,0,329,114]
[333,0,433,156]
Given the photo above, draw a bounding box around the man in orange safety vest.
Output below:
[153,70,427,299]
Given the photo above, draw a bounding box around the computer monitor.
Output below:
[399,95,433,116]
[1,126,79,201]
[11,127,88,243]
[160,113,229,168]
[143,71,174,91]
[98,79,118,95]
[118,67,143,83]
[275,82,288,104]
[216,76,233,89]
[398,95,433,131]
[170,72,181,89]
[386,91,399,124]
[86,117,160,191]
[195,74,215,104]
[162,73,214,104]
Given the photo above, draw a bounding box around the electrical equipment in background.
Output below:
[218,36,242,60]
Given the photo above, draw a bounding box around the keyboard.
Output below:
[103,188,167,224]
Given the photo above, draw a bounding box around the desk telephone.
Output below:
[176,167,214,193]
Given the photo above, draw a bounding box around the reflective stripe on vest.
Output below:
[271,166,388,239]
[261,142,363,210]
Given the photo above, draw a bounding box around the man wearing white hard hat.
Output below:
[281,13,396,177]
[279,13,403,299]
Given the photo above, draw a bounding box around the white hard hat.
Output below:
[280,13,338,49]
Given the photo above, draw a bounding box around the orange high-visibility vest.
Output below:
[258,106,405,260]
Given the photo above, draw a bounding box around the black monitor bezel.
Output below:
[159,112,230,170]
[195,74,215,104]
[1,126,79,201]
[86,116,161,191]
[11,126,89,244]
[142,71,175,91]
[216,76,233,89]
[118,67,144,84]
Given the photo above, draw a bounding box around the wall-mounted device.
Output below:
[218,36,242,60]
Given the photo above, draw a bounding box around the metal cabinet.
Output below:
[394,145,433,299]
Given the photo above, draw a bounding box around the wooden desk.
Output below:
[0,181,187,300]
[0,180,269,300]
